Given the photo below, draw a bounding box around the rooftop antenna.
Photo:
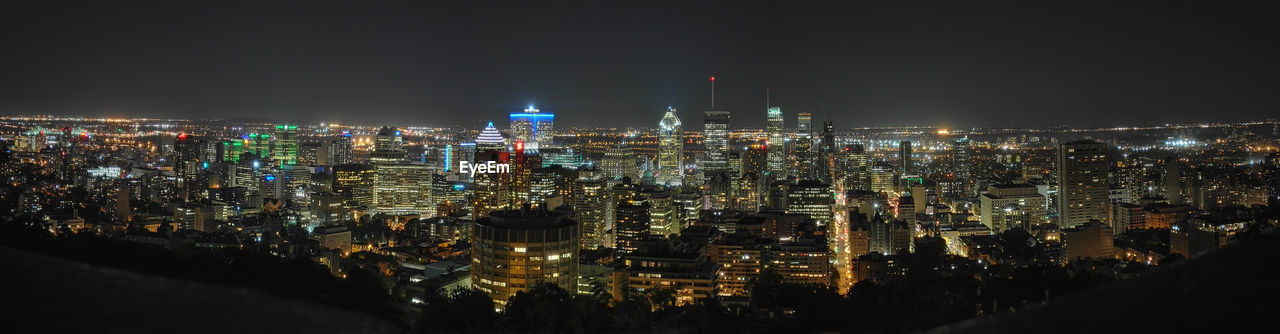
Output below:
[710,75,716,110]
[766,88,770,109]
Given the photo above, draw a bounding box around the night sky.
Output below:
[1,1,1276,128]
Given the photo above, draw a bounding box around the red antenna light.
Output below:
[710,76,715,81]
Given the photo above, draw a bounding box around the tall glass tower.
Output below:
[703,111,730,172]
[509,106,554,149]
[766,107,785,179]
[658,107,684,185]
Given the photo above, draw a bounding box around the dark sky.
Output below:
[1,1,1276,129]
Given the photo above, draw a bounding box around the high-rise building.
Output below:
[509,106,555,148]
[471,151,510,219]
[1057,140,1110,228]
[641,187,679,236]
[794,113,814,179]
[475,121,506,153]
[333,164,374,209]
[529,165,574,208]
[818,121,835,183]
[766,107,786,179]
[898,140,912,175]
[979,184,1048,232]
[614,202,651,255]
[657,107,684,185]
[373,163,435,216]
[953,138,972,196]
[786,180,833,224]
[846,144,870,191]
[573,166,609,250]
[1164,156,1183,204]
[369,126,406,164]
[871,163,895,194]
[472,209,579,308]
[273,124,299,166]
[330,132,355,165]
[602,143,639,181]
[703,111,730,173]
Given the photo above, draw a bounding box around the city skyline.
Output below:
[3,2,1279,333]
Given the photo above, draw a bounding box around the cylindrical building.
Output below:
[471,209,579,308]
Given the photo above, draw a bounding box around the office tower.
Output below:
[471,151,510,219]
[796,112,812,132]
[273,124,299,166]
[329,133,355,165]
[707,171,732,210]
[766,107,786,179]
[641,187,679,236]
[510,141,536,206]
[475,121,506,152]
[602,143,639,180]
[870,163,895,194]
[953,138,972,195]
[245,133,272,161]
[1165,156,1182,204]
[657,107,684,185]
[373,163,435,216]
[818,121,835,183]
[471,209,579,308]
[529,165,574,208]
[614,202,651,255]
[898,140,912,175]
[573,166,609,250]
[369,126,406,164]
[979,184,1048,232]
[793,113,814,178]
[333,164,374,208]
[509,106,554,148]
[673,188,702,228]
[786,180,833,224]
[1057,140,1110,228]
[845,144,870,191]
[743,143,768,177]
[703,111,730,172]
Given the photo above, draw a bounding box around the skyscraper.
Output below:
[471,209,579,308]
[573,166,609,250]
[953,138,972,196]
[898,140,912,176]
[657,107,684,185]
[602,143,638,181]
[1057,140,1110,228]
[614,202,650,255]
[819,121,835,183]
[787,180,833,224]
[703,111,730,173]
[794,112,814,178]
[369,126,406,164]
[373,163,435,216]
[509,106,554,148]
[475,121,506,153]
[766,107,785,179]
[273,124,299,166]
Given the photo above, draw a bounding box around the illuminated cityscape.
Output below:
[2,1,1278,333]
